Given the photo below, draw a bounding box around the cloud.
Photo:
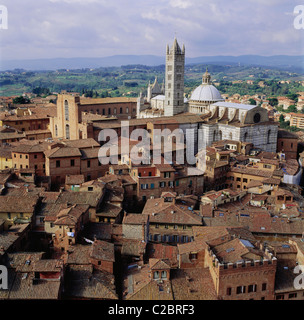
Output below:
[0,0,302,61]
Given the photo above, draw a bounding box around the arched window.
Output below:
[114,108,117,114]
[213,131,217,142]
[219,130,223,141]
[64,100,69,121]
[153,271,159,280]
[126,107,129,114]
[244,132,248,142]
[267,130,271,144]
[161,271,167,279]
[66,124,70,139]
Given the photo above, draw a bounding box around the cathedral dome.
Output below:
[190,84,224,102]
[190,69,224,103]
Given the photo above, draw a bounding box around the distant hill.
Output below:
[1,54,303,72]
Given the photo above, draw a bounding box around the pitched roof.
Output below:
[44,146,82,158]
[90,240,115,262]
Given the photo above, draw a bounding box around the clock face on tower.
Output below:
[254,113,261,123]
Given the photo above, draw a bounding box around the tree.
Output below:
[287,105,297,113]
[249,98,256,105]
[13,96,30,104]
[279,114,285,123]
[268,98,278,107]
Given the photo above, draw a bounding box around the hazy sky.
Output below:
[0,0,303,60]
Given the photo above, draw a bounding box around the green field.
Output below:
[0,64,303,98]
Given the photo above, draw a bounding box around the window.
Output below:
[262,283,267,291]
[71,159,75,167]
[66,124,70,139]
[87,160,91,168]
[161,271,167,279]
[151,183,154,189]
[276,295,284,300]
[236,286,246,294]
[64,100,69,121]
[88,187,93,192]
[248,284,257,293]
[288,293,297,299]
[267,130,271,144]
[227,288,232,296]
[153,271,159,280]
[164,172,170,178]
[190,253,197,260]
[159,182,166,188]
[56,160,60,168]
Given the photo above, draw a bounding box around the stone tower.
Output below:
[164,37,185,117]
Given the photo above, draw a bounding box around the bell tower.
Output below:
[164,37,185,117]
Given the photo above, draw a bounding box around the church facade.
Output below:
[137,38,278,153]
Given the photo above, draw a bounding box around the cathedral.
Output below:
[137,38,278,152]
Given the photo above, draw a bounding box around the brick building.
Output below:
[49,94,138,140]
[277,129,299,160]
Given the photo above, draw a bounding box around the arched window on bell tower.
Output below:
[267,129,271,144]
[66,124,70,139]
[64,100,69,121]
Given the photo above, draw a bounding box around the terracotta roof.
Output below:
[143,199,202,226]
[65,174,85,185]
[149,258,171,270]
[65,267,118,300]
[123,213,148,225]
[56,191,103,208]
[146,243,178,268]
[63,138,100,149]
[90,240,115,262]
[44,146,82,158]
[170,268,217,300]
[54,204,89,226]
[80,97,137,105]
[177,239,207,255]
[121,239,146,257]
[0,194,38,213]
